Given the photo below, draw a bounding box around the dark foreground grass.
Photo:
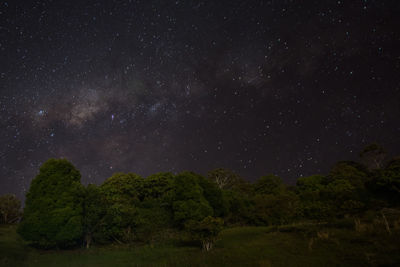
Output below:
[1,224,399,267]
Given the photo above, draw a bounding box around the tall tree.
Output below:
[17,159,85,248]
[99,173,143,243]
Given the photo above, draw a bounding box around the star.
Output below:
[0,0,399,200]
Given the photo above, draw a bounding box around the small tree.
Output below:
[0,194,22,224]
[186,216,224,251]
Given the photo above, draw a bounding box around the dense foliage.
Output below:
[17,159,85,248]
[12,145,400,250]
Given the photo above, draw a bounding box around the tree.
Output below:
[197,175,227,217]
[207,168,243,190]
[137,173,175,243]
[186,216,224,251]
[296,175,332,220]
[142,172,174,201]
[253,191,299,225]
[296,175,326,193]
[0,194,21,224]
[325,179,364,216]
[386,157,400,171]
[135,199,173,243]
[253,174,285,195]
[99,173,143,243]
[360,143,386,170]
[329,161,368,189]
[171,172,213,227]
[17,159,84,248]
[82,184,107,248]
[222,189,255,225]
[366,157,400,205]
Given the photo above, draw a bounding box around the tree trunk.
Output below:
[381,211,391,235]
[85,234,92,249]
[202,241,213,251]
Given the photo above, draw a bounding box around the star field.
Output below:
[1,0,400,199]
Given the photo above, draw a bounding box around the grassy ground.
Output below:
[1,224,399,266]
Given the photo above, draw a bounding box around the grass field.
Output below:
[1,223,399,266]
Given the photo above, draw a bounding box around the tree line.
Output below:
[1,144,399,250]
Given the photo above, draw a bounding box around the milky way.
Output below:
[1,0,400,199]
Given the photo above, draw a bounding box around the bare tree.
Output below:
[359,143,386,170]
[0,194,22,224]
[207,168,241,190]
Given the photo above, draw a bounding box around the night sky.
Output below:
[1,0,400,199]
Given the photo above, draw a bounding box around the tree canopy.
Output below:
[13,144,400,250]
[17,159,85,248]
